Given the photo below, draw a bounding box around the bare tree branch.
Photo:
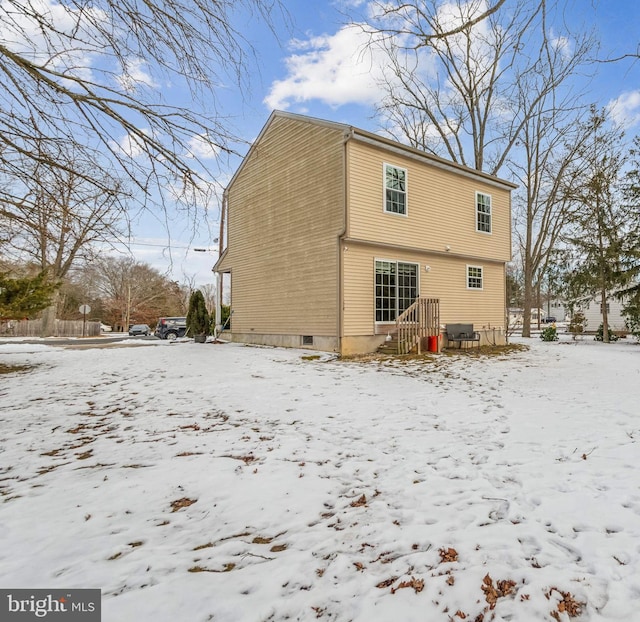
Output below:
[361,0,596,176]
[0,0,288,223]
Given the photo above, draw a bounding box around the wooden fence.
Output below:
[0,319,101,338]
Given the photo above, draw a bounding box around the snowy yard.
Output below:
[0,336,639,621]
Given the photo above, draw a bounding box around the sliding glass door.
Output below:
[375,260,418,322]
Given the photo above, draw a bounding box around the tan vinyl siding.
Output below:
[343,243,506,336]
[346,141,511,262]
[217,115,345,336]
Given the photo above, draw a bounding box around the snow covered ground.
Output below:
[0,334,639,621]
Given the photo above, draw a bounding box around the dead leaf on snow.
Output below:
[481,574,517,610]
[439,547,458,563]
[548,588,584,619]
[170,497,197,512]
[350,494,367,507]
[188,563,235,573]
[376,577,399,589]
[41,449,62,457]
[222,454,257,464]
[391,576,424,594]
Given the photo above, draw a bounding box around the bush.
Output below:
[540,325,559,341]
[186,290,209,340]
[623,300,640,339]
[594,323,619,342]
[568,312,586,340]
[626,316,640,339]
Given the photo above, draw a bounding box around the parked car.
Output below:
[154,317,187,340]
[129,324,151,336]
[100,323,112,332]
[543,316,557,323]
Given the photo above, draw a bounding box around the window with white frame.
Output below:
[384,164,407,215]
[476,192,492,233]
[467,265,483,289]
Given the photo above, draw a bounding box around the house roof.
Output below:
[225,110,518,193]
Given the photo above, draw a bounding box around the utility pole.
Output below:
[125,282,131,331]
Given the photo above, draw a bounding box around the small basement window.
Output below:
[302,335,314,345]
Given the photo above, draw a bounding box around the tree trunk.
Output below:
[536,281,541,330]
[600,290,609,343]
[522,258,534,338]
[40,291,60,337]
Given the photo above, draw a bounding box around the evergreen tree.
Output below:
[617,136,640,332]
[186,289,209,341]
[562,109,628,343]
[0,272,59,318]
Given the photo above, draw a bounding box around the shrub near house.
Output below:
[186,290,209,343]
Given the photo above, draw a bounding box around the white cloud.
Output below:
[608,91,640,129]
[264,25,389,110]
[0,0,103,80]
[263,0,496,116]
[185,134,220,160]
[548,28,574,60]
[110,129,151,159]
[0,0,159,96]
[115,58,159,92]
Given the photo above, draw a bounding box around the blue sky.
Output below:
[120,0,640,285]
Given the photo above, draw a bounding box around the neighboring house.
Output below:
[570,294,629,332]
[546,299,569,322]
[213,111,516,355]
[508,307,546,329]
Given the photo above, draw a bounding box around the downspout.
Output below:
[214,191,227,337]
[507,191,513,342]
[337,129,353,354]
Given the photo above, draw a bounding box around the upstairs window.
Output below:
[385,164,407,215]
[467,265,483,289]
[476,192,492,233]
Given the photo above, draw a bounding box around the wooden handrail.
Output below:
[396,297,440,354]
